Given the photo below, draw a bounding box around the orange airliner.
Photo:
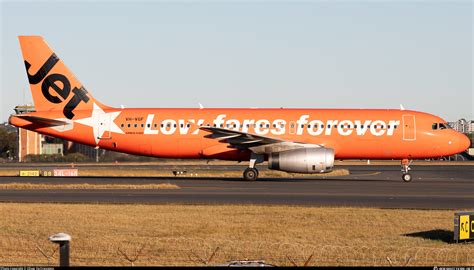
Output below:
[9,36,471,181]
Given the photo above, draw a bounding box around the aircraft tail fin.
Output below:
[18,36,111,119]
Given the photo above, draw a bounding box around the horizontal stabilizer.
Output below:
[15,115,68,126]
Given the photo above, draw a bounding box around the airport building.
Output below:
[16,128,99,162]
[468,120,474,134]
[448,119,474,134]
[17,128,63,162]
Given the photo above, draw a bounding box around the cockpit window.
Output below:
[432,122,450,130]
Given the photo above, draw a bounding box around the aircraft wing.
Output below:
[200,126,322,154]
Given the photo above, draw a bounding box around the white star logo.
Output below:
[74,103,124,145]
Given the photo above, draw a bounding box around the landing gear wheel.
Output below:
[243,168,258,181]
[402,173,412,182]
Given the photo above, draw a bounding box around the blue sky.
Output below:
[1,1,472,122]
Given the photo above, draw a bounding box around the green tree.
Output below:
[0,126,17,160]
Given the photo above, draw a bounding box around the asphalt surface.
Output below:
[0,165,472,209]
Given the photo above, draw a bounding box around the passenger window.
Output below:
[127,124,131,128]
[147,124,150,128]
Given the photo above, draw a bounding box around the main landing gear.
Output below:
[243,168,259,181]
[401,159,413,182]
[243,153,264,181]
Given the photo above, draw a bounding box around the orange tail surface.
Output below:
[18,36,111,119]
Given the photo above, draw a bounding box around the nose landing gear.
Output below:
[401,159,413,182]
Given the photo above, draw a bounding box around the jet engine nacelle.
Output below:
[268,147,334,173]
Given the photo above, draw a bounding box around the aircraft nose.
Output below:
[457,133,471,153]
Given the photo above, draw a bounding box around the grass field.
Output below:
[0,203,472,266]
[0,183,180,190]
[0,168,350,178]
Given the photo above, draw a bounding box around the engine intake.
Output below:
[268,148,334,173]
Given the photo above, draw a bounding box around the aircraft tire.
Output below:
[402,173,412,182]
[243,168,258,181]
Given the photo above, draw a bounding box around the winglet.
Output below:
[399,104,405,110]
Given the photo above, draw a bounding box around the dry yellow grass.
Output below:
[0,203,472,266]
[0,168,349,178]
[79,168,349,178]
[0,183,179,190]
[0,169,19,177]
